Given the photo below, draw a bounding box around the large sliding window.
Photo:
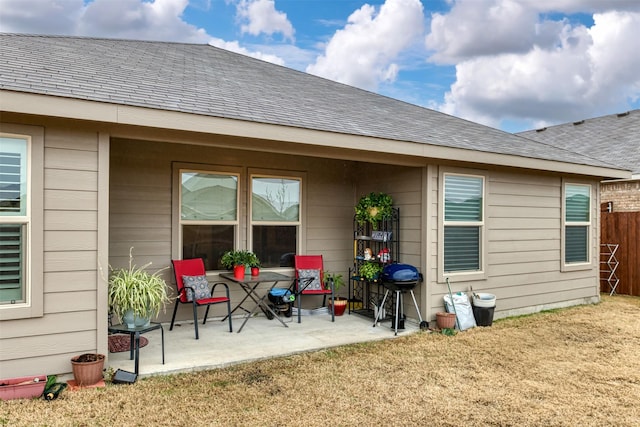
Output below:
[563,183,591,265]
[179,170,238,271]
[250,175,301,268]
[442,172,485,275]
[0,137,28,305]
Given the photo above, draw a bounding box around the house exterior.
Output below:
[518,110,639,296]
[0,34,630,378]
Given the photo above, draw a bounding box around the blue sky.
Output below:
[1,0,639,132]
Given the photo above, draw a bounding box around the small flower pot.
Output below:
[328,297,348,316]
[436,312,456,329]
[71,353,105,386]
[251,267,260,276]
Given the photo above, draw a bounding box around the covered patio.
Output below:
[106,313,420,377]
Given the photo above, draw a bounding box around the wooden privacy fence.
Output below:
[600,211,639,296]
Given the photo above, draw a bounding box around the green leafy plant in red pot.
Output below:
[221,250,260,280]
[325,272,347,316]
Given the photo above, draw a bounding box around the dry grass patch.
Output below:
[2,295,639,426]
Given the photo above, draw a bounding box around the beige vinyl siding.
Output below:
[0,126,105,378]
[110,139,359,321]
[428,168,600,320]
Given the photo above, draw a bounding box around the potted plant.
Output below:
[355,192,393,230]
[107,247,170,329]
[247,252,261,276]
[359,261,383,281]
[70,353,105,387]
[221,250,259,279]
[325,272,347,316]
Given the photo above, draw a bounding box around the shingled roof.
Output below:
[0,33,625,173]
[518,110,640,177]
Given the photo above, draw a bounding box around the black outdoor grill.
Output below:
[374,263,429,334]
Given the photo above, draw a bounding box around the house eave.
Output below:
[1,90,630,180]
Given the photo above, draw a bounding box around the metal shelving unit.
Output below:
[348,208,399,319]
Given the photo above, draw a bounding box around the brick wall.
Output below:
[601,180,640,212]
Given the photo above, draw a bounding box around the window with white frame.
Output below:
[443,173,484,274]
[563,183,591,265]
[0,137,29,305]
[179,170,239,271]
[250,175,301,268]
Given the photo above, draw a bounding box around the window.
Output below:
[563,183,591,265]
[441,172,485,276]
[1,126,43,320]
[179,170,239,271]
[173,166,304,271]
[0,137,28,304]
[250,175,301,268]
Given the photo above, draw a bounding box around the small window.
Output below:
[250,176,300,268]
[180,171,238,271]
[0,138,28,305]
[442,173,484,274]
[564,183,591,265]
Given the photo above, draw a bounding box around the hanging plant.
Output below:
[355,192,393,229]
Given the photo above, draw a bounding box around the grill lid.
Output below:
[382,263,421,282]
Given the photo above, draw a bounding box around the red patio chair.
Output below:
[294,255,335,324]
[170,258,232,339]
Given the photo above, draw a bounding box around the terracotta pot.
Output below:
[71,353,105,386]
[233,265,245,280]
[328,297,348,316]
[436,312,456,329]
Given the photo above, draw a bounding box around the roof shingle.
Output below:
[518,110,640,175]
[0,34,625,172]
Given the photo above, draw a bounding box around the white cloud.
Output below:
[0,0,84,34]
[209,37,285,65]
[520,0,640,14]
[586,12,640,104]
[77,0,210,43]
[236,0,294,41]
[0,0,286,65]
[306,0,424,91]
[0,0,210,43]
[427,0,640,129]
[426,0,568,64]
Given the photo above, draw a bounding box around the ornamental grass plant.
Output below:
[107,247,170,322]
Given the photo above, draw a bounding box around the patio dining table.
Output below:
[220,271,293,333]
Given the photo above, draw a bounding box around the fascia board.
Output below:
[1,90,631,180]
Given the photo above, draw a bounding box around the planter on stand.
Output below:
[233,265,245,280]
[122,309,151,329]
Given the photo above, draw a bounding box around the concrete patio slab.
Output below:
[106,313,421,377]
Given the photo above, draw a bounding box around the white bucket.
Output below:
[472,293,496,308]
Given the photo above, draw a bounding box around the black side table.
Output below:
[108,322,165,375]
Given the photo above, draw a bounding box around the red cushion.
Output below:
[302,289,332,295]
[195,296,230,305]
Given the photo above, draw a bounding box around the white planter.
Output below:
[472,293,496,308]
[122,309,151,329]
